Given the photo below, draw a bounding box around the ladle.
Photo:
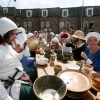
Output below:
[51,82,69,100]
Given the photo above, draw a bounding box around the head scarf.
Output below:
[39,34,43,38]
[16,27,27,45]
[27,33,34,38]
[0,17,17,37]
[86,32,100,42]
[51,37,59,43]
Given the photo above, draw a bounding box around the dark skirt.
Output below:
[19,83,38,100]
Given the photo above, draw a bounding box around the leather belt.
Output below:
[1,68,22,89]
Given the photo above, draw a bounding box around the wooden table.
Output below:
[36,54,97,100]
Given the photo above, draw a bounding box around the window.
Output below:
[83,21,88,32]
[83,21,88,29]
[41,22,45,28]
[89,21,94,29]
[26,10,32,17]
[3,7,8,13]
[66,22,70,28]
[62,9,68,17]
[42,9,48,17]
[46,22,50,28]
[60,22,64,31]
[28,22,32,30]
[23,22,27,28]
[86,8,93,17]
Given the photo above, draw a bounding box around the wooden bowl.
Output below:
[90,73,100,90]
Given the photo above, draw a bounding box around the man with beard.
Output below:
[65,30,87,61]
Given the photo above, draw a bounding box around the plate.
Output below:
[57,69,92,92]
[64,64,80,70]
[36,57,48,65]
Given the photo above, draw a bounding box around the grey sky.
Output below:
[0,0,100,9]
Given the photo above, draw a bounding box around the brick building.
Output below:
[0,6,100,34]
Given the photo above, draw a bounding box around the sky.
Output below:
[0,0,100,9]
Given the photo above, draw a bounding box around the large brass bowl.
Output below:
[27,38,39,51]
[90,73,100,90]
[33,75,67,100]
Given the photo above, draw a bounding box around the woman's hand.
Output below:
[13,44,24,53]
[81,52,88,60]
[19,75,31,83]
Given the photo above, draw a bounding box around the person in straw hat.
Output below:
[81,32,100,72]
[0,17,37,100]
[65,30,87,61]
[49,37,62,50]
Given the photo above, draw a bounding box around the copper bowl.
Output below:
[33,75,67,100]
[90,73,100,90]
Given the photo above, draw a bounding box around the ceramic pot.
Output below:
[27,38,39,51]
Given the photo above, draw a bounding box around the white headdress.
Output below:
[50,32,54,35]
[51,37,59,43]
[16,27,27,45]
[0,17,17,37]
[39,34,43,38]
[27,33,34,38]
[86,32,100,42]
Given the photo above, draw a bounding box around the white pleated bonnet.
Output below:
[27,33,34,38]
[0,17,17,37]
[86,32,100,42]
[51,37,59,43]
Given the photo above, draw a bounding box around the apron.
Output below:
[62,43,72,53]
[19,66,38,100]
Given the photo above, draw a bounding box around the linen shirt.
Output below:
[0,44,24,100]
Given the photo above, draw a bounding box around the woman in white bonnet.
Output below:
[50,37,62,50]
[81,32,100,72]
[0,17,37,100]
[16,27,37,69]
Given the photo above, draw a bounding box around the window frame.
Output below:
[66,22,70,28]
[3,7,8,13]
[86,8,93,17]
[46,21,50,28]
[26,10,32,17]
[23,22,27,28]
[42,9,48,17]
[41,22,45,28]
[83,21,88,28]
[28,21,32,30]
[62,9,68,17]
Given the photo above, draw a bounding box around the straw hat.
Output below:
[71,30,85,40]
[0,17,17,37]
